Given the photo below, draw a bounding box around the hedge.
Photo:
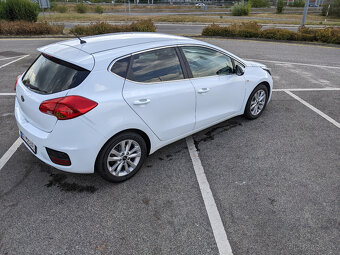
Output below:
[72,20,156,35]
[0,20,64,35]
[202,22,340,44]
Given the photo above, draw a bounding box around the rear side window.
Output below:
[22,54,90,94]
[111,56,131,78]
[128,47,184,83]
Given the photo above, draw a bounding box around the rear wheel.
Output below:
[96,132,147,182]
[244,84,268,120]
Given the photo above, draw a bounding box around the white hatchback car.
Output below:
[15,33,272,182]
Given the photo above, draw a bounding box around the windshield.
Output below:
[22,54,90,94]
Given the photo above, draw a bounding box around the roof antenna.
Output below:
[70,30,86,44]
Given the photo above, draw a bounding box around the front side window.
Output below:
[182,46,234,78]
[22,54,90,94]
[128,47,184,83]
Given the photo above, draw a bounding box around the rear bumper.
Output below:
[15,98,105,173]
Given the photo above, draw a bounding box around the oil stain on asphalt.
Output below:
[45,173,97,193]
[194,121,242,151]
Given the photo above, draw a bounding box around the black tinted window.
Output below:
[129,48,184,83]
[22,54,90,94]
[182,46,234,78]
[111,56,130,78]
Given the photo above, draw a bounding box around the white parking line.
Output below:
[0,93,16,96]
[273,88,340,91]
[247,58,340,70]
[285,90,340,129]
[186,136,233,255]
[0,55,29,70]
[0,56,26,61]
[0,138,22,171]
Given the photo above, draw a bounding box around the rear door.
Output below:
[122,47,196,141]
[180,46,246,129]
[16,53,90,132]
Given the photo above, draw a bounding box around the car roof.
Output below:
[54,32,196,54]
[37,33,198,70]
[37,33,244,70]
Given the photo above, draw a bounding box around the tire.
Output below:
[96,132,147,182]
[244,84,268,120]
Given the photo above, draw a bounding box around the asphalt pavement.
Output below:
[0,37,339,255]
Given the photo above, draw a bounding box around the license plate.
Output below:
[20,131,37,154]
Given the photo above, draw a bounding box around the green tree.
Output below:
[0,0,39,22]
[277,0,285,14]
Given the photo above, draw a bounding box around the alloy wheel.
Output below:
[106,139,141,177]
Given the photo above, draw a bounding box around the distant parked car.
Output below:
[15,33,273,182]
[195,3,206,7]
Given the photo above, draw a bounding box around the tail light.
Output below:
[14,75,21,91]
[39,96,97,120]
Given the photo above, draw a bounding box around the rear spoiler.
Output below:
[37,43,95,71]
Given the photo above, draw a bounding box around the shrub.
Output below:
[288,0,305,7]
[0,20,64,35]
[55,5,67,13]
[297,26,317,41]
[0,0,39,22]
[72,20,156,36]
[95,5,104,14]
[75,3,88,14]
[201,22,340,44]
[321,3,328,16]
[261,28,297,40]
[324,0,340,18]
[202,22,262,37]
[316,27,340,43]
[231,3,250,16]
[277,0,285,13]
[249,0,270,8]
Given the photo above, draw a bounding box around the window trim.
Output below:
[107,44,246,84]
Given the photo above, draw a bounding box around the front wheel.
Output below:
[96,132,147,182]
[244,84,268,120]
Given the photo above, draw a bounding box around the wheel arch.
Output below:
[95,128,151,171]
[243,81,271,115]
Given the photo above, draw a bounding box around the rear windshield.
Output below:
[22,54,90,94]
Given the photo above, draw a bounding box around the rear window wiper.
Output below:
[24,83,48,94]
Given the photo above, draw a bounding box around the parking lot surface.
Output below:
[0,38,339,255]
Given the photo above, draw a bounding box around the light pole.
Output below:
[301,0,310,26]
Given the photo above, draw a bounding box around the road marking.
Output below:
[247,58,340,69]
[0,93,16,96]
[0,138,22,171]
[186,136,233,255]
[0,56,26,61]
[285,90,340,128]
[273,88,340,91]
[0,55,29,70]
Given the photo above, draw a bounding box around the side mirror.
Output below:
[235,65,244,76]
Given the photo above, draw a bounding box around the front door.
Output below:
[181,46,246,129]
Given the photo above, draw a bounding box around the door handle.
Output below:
[133,99,151,105]
[198,88,210,94]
